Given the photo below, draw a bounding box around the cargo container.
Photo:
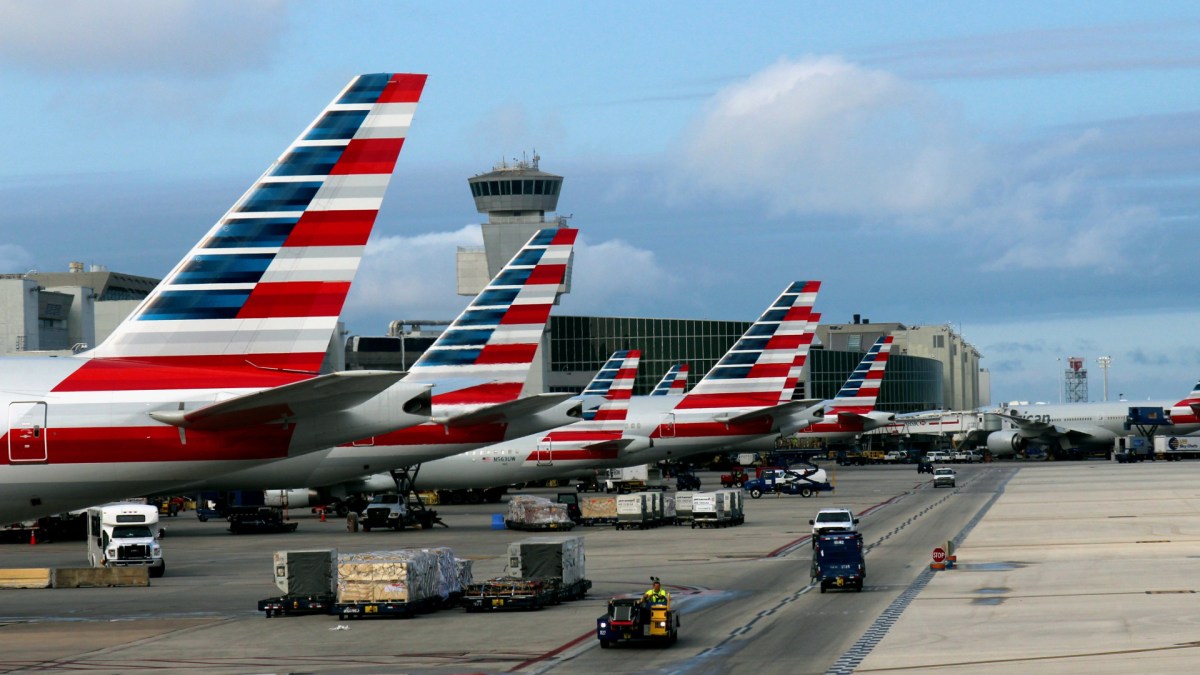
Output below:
[616,493,651,530]
[691,492,730,528]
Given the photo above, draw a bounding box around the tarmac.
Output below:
[856,460,1200,673]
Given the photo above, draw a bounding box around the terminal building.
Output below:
[1,159,989,417]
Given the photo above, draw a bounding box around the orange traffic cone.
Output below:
[319,508,326,522]
[30,530,36,545]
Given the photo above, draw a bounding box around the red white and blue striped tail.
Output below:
[651,363,690,396]
[581,350,635,420]
[827,335,894,415]
[90,73,427,378]
[550,350,640,443]
[781,312,819,404]
[1175,380,1200,418]
[676,281,820,412]
[406,227,578,411]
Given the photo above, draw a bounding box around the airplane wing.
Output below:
[714,399,824,426]
[148,371,427,431]
[432,393,575,428]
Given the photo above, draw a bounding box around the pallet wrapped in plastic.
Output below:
[336,550,438,604]
[505,535,586,586]
[580,495,617,520]
[420,547,460,600]
[506,495,572,526]
[455,557,474,590]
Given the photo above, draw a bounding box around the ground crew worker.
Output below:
[643,579,670,605]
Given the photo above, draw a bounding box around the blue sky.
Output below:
[1,1,1199,406]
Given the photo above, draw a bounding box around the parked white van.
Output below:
[925,451,952,463]
[87,503,165,577]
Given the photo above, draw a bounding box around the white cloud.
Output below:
[672,56,987,217]
[671,56,1170,274]
[0,0,288,77]
[342,226,681,333]
[345,226,484,331]
[564,237,679,316]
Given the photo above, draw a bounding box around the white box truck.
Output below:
[86,503,164,577]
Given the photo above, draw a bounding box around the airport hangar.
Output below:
[0,157,988,451]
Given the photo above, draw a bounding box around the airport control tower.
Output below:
[456,153,571,296]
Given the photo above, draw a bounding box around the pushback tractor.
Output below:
[596,596,679,648]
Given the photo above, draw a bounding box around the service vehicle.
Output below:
[743,467,832,499]
[227,506,298,534]
[603,465,665,493]
[811,531,865,592]
[951,450,982,463]
[933,467,956,488]
[883,450,910,463]
[358,492,443,532]
[596,595,679,648]
[86,503,165,577]
[810,507,858,539]
[720,466,750,488]
[925,451,951,463]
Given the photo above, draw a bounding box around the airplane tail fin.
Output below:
[1173,380,1200,418]
[827,335,894,415]
[676,281,820,412]
[584,349,640,431]
[580,350,633,420]
[651,363,690,396]
[782,312,819,404]
[86,73,426,384]
[405,227,577,411]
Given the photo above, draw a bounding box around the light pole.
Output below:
[1097,356,1112,402]
[1057,357,1062,404]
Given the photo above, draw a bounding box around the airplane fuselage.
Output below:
[0,355,429,523]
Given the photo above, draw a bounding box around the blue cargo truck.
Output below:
[810,532,865,593]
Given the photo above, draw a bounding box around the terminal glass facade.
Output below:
[549,315,943,412]
[807,350,943,413]
[549,315,749,395]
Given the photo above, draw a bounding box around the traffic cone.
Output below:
[30,530,36,545]
[319,508,326,522]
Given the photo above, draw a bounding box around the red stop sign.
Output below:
[932,547,947,563]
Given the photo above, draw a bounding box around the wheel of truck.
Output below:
[819,583,826,594]
[362,523,372,532]
[749,488,763,499]
[599,639,611,649]
[736,480,745,488]
[800,487,813,498]
[198,515,208,522]
[335,503,349,518]
[150,562,165,578]
[467,491,483,505]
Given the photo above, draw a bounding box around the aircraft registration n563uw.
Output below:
[1,73,434,523]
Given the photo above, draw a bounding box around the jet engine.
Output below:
[264,488,320,508]
[986,431,1027,458]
